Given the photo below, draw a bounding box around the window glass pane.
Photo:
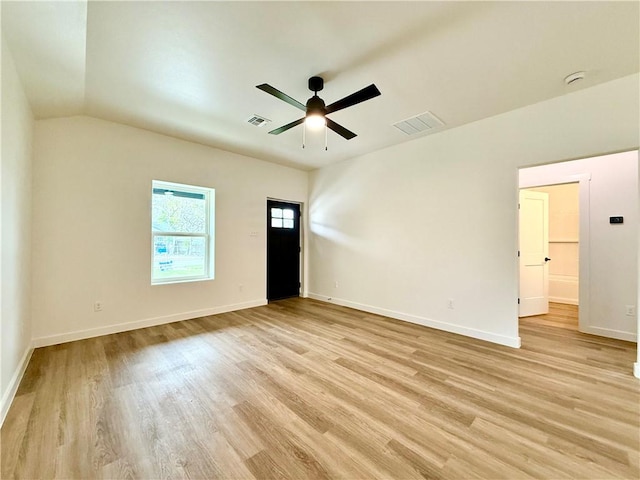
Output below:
[283,219,294,229]
[282,209,294,219]
[152,190,206,233]
[271,208,283,219]
[153,235,206,280]
[152,181,214,285]
[271,218,283,228]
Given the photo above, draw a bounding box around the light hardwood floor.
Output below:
[522,302,579,331]
[2,298,638,479]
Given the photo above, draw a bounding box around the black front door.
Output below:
[267,200,301,301]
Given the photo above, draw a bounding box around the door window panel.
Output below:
[270,208,294,229]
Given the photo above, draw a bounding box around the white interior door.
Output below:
[519,190,550,317]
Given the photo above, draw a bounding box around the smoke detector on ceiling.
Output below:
[564,71,586,85]
[247,114,271,127]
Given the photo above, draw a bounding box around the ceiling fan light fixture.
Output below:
[305,113,326,129]
[305,94,326,129]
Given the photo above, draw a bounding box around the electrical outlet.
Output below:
[625,305,635,316]
[94,301,103,312]
[334,281,338,288]
[448,299,454,309]
[239,284,244,292]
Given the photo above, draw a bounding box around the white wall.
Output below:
[520,152,638,340]
[31,116,308,345]
[308,74,639,349]
[1,39,34,423]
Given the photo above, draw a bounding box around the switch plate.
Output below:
[610,216,624,224]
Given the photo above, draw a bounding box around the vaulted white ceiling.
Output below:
[2,1,639,170]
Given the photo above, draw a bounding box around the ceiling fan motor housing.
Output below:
[306,95,326,116]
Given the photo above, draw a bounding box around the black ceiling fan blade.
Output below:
[268,117,305,135]
[256,84,306,111]
[326,118,357,140]
[325,84,381,115]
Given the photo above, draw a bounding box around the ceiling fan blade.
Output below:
[256,84,306,111]
[326,118,357,140]
[325,84,381,115]
[268,118,305,135]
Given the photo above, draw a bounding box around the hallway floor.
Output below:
[521,302,578,331]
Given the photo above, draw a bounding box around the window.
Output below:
[151,180,214,284]
[271,207,295,229]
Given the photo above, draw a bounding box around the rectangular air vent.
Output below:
[393,111,444,135]
[247,114,271,127]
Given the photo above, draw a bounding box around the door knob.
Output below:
[544,257,551,262]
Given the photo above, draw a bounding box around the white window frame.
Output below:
[151,180,215,285]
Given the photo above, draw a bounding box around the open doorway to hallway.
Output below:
[518,150,638,343]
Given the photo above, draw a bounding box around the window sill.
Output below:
[151,276,214,286]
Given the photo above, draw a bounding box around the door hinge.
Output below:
[298,246,301,253]
[517,250,520,257]
[518,298,520,305]
[299,282,301,288]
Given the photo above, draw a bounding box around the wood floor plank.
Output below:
[0,392,36,478]
[2,299,638,479]
[233,400,331,480]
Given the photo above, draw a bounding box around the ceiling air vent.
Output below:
[247,114,271,127]
[393,111,444,135]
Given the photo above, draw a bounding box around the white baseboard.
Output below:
[634,363,640,379]
[32,299,267,348]
[307,293,521,348]
[549,297,579,305]
[1,346,34,427]
[580,325,637,343]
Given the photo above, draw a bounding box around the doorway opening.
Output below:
[518,150,638,346]
[519,183,580,331]
[518,161,592,337]
[267,199,302,302]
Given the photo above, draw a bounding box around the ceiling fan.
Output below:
[256,76,381,141]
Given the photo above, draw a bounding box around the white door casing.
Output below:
[519,190,549,317]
